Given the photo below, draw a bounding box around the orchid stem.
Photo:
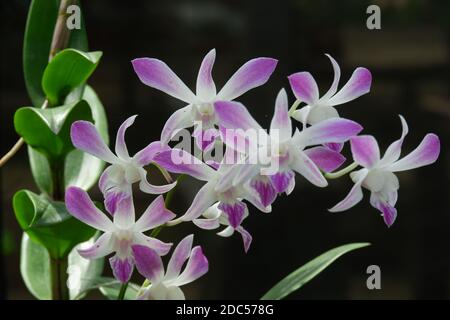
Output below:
[50,257,69,300]
[325,162,359,179]
[117,282,128,300]
[288,99,301,117]
[153,163,174,183]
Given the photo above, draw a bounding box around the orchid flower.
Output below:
[132,234,208,300]
[132,49,278,150]
[71,115,176,214]
[193,203,253,253]
[214,89,361,200]
[288,54,372,126]
[329,116,440,227]
[153,148,270,227]
[65,187,175,283]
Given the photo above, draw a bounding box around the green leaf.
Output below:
[13,190,96,259]
[20,233,105,300]
[64,86,109,190]
[23,0,88,107]
[261,242,370,300]
[15,100,93,159]
[42,49,102,106]
[99,281,140,300]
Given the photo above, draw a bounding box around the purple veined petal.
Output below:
[217,57,278,101]
[218,201,247,229]
[324,142,344,153]
[291,105,311,125]
[104,187,131,215]
[172,246,209,287]
[250,176,277,207]
[370,193,398,227]
[131,58,196,103]
[65,187,114,232]
[304,146,346,173]
[350,135,380,168]
[182,182,217,221]
[214,101,263,132]
[71,121,118,163]
[135,195,176,232]
[133,141,171,167]
[293,118,363,147]
[379,115,409,166]
[109,255,134,283]
[165,234,194,281]
[387,133,440,172]
[290,150,328,187]
[326,67,372,106]
[270,89,292,142]
[269,170,296,194]
[320,54,341,100]
[192,127,220,152]
[217,226,234,237]
[112,195,136,229]
[115,115,137,160]
[329,170,368,212]
[193,217,221,230]
[196,49,217,100]
[307,105,339,125]
[160,104,194,144]
[153,149,216,181]
[77,232,113,259]
[288,72,319,106]
[131,245,164,283]
[244,188,272,213]
[134,234,173,256]
[236,226,252,253]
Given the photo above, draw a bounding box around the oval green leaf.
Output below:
[42,49,102,106]
[261,242,370,300]
[13,190,96,259]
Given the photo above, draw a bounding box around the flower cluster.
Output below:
[65,50,440,300]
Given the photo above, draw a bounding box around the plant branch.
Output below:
[0,0,74,168]
[117,282,129,300]
[324,162,359,180]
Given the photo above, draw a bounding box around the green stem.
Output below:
[50,160,65,200]
[50,257,69,300]
[324,162,359,179]
[117,282,129,300]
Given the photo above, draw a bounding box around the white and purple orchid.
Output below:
[193,203,253,253]
[329,116,440,227]
[71,115,176,214]
[65,187,175,283]
[153,148,270,227]
[132,234,208,300]
[132,49,278,150]
[288,54,372,126]
[214,89,361,199]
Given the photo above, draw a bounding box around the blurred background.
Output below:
[1,0,449,299]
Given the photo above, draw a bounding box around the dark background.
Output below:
[1,0,449,299]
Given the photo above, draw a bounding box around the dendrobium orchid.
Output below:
[132,234,208,300]
[65,187,176,283]
[288,54,372,126]
[193,203,253,252]
[71,115,176,214]
[214,89,361,197]
[132,49,278,150]
[329,116,440,227]
[153,148,270,227]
